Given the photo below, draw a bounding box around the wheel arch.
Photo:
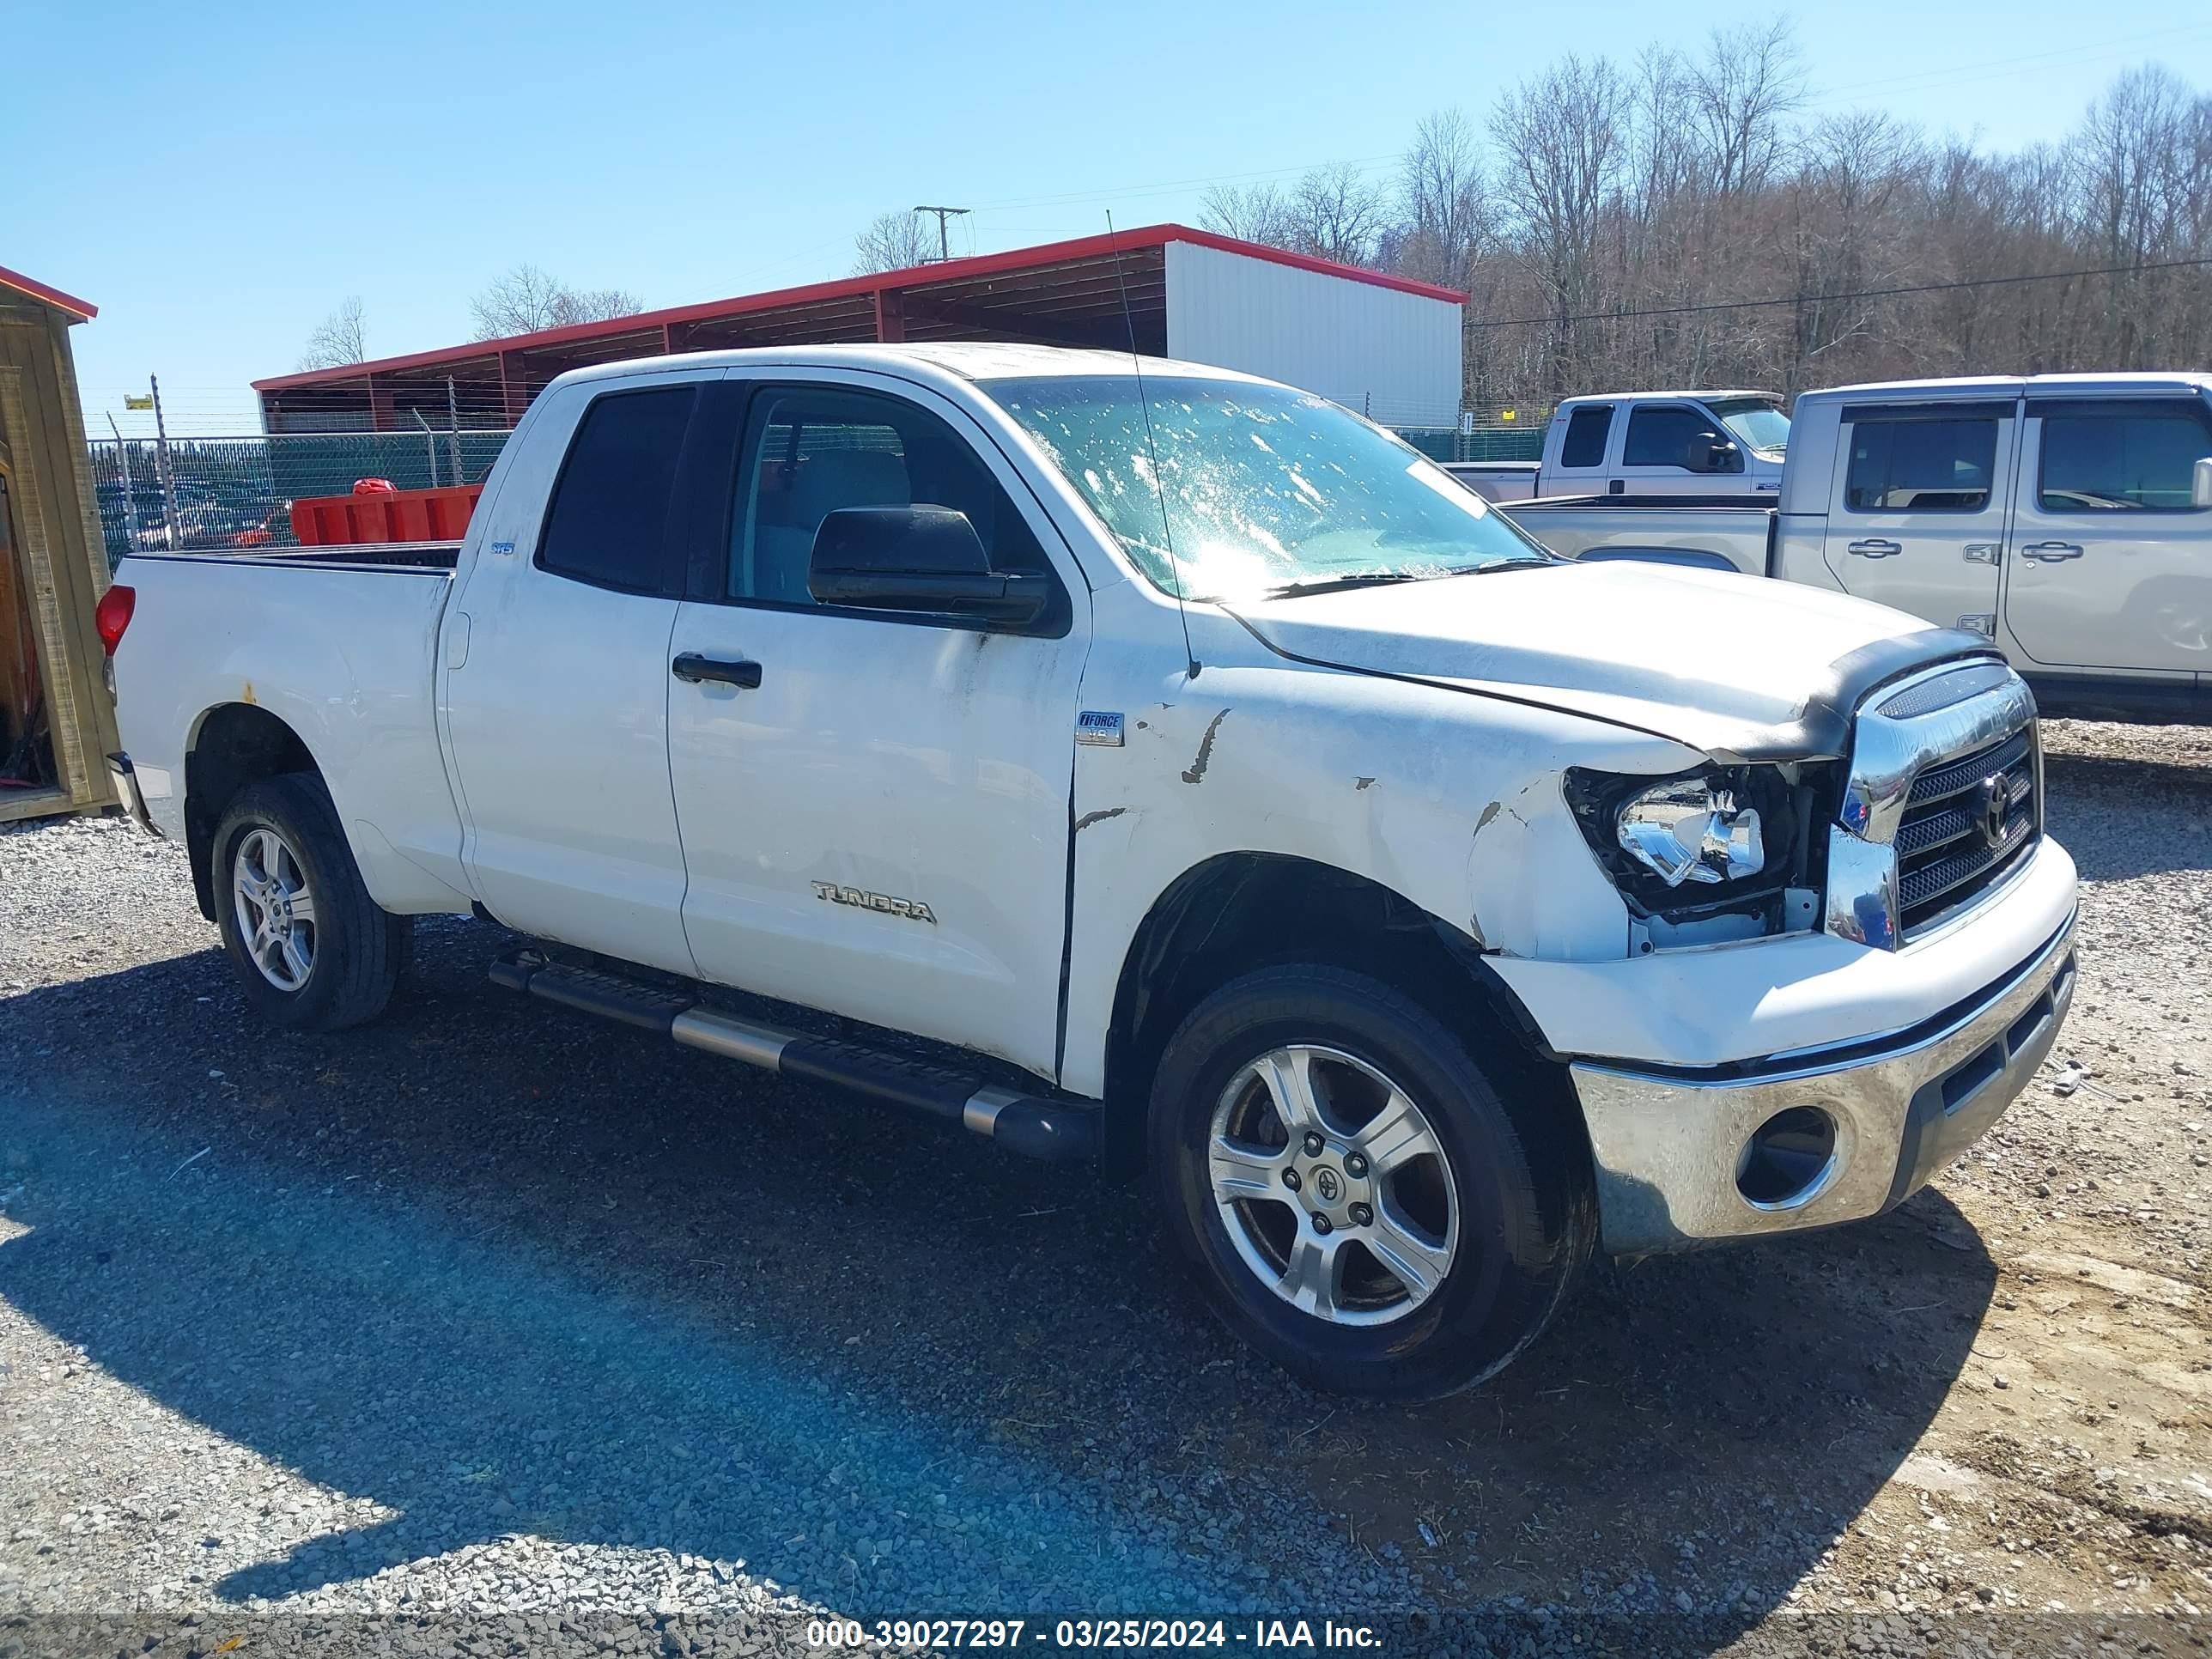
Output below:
[183,702,321,921]
[1100,851,1571,1173]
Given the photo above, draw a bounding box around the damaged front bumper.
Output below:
[1566,906,2076,1254]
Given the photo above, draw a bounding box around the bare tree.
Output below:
[1686,20,1808,195]
[298,296,367,370]
[852,211,939,275]
[1199,180,1294,246]
[1397,111,1490,290]
[1490,54,1631,397]
[469,266,642,340]
[1287,162,1389,266]
[559,287,644,325]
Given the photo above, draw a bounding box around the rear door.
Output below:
[2003,395,2212,673]
[1613,402,1734,497]
[664,374,1090,1079]
[441,374,717,976]
[1819,398,2014,640]
[1541,403,1613,496]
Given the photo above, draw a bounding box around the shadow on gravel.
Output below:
[2043,753,2212,881]
[0,924,1996,1639]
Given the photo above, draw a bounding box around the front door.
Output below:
[2004,396,2212,673]
[442,376,709,976]
[1820,399,2014,641]
[665,376,1089,1079]
[1614,403,1735,496]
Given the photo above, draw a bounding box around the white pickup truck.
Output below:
[1498,374,2212,723]
[103,344,2078,1400]
[1444,389,1790,502]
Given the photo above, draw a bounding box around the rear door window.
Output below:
[1559,404,1613,469]
[538,386,697,592]
[2037,402,2212,512]
[1844,412,2000,512]
[1622,404,1716,470]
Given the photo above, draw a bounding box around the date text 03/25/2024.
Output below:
[805,1618,1381,1650]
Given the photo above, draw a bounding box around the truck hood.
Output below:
[1229,562,1993,761]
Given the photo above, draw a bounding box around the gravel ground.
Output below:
[1,720,2208,1657]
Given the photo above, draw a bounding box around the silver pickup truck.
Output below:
[1497,374,2212,723]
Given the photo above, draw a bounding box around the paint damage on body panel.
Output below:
[1181,709,1231,785]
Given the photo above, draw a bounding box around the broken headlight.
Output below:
[1565,763,1832,941]
[1615,777,1764,887]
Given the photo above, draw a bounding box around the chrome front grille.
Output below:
[1893,728,2039,936]
[1826,659,2042,951]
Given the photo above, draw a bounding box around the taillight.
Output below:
[95,584,136,655]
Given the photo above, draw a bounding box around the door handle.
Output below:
[1846,538,1902,558]
[2020,541,2084,562]
[672,653,763,689]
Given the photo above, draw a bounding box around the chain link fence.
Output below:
[86,431,514,564]
[1392,424,1547,465]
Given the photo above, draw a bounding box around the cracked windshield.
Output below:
[985,375,1547,601]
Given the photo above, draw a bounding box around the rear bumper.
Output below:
[1571,909,2076,1254]
[105,752,162,836]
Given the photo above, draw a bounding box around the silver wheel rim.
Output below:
[232,826,317,992]
[1207,1044,1460,1328]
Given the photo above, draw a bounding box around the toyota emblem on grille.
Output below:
[1972,774,2009,848]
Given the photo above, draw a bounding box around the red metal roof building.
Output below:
[253,225,1466,434]
[0,264,98,323]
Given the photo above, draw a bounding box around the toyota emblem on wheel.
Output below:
[1312,1166,1342,1203]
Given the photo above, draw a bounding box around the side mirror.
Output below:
[809,504,1048,624]
[1686,436,1742,474]
[2194,457,2212,509]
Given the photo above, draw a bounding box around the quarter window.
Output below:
[537,386,696,592]
[2038,405,2212,512]
[1559,405,1613,469]
[729,387,1057,619]
[1844,416,1998,513]
[1622,405,1719,470]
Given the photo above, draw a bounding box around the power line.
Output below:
[1802,22,2211,107]
[1470,255,2212,330]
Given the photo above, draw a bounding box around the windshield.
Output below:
[1707,396,1790,455]
[981,375,1548,601]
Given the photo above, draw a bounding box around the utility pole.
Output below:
[149,376,181,550]
[446,376,464,486]
[106,414,143,550]
[912,205,969,262]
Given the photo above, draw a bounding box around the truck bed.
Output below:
[1500,495,1776,575]
[109,545,471,916]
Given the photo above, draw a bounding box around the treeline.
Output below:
[1200,27,2212,416]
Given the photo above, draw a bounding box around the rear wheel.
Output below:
[213,774,410,1031]
[1148,965,1592,1401]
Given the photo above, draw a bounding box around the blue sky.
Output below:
[10,0,2210,433]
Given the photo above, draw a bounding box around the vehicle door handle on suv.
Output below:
[672,653,763,690]
[1845,538,1902,558]
[2020,541,2085,562]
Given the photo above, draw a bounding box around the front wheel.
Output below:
[212,773,410,1031]
[1148,965,1592,1401]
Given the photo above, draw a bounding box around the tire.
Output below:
[1148,965,1593,1401]
[211,773,410,1032]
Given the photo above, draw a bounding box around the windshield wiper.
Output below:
[1263,572,1426,599]
[1448,556,1554,575]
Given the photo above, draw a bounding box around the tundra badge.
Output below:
[812,882,937,924]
